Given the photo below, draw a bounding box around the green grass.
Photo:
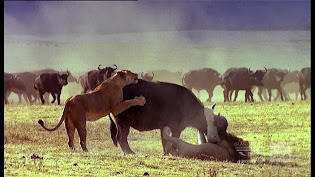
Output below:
[4,101,311,176]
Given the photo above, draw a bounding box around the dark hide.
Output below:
[298,67,311,100]
[34,72,69,105]
[79,65,117,93]
[221,67,266,102]
[4,72,26,104]
[182,68,221,102]
[258,68,288,101]
[111,79,210,155]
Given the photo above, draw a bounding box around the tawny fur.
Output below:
[38,70,146,152]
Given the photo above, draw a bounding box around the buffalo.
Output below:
[7,68,77,104]
[4,72,26,104]
[79,64,117,93]
[257,68,288,101]
[34,71,70,105]
[110,79,220,155]
[182,68,222,102]
[272,70,299,101]
[221,67,267,102]
[298,67,311,100]
[139,71,154,81]
[9,72,39,104]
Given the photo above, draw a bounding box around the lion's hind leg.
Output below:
[65,114,76,150]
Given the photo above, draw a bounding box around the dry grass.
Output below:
[4,101,310,176]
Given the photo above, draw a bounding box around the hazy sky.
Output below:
[4,1,310,36]
[4,0,311,75]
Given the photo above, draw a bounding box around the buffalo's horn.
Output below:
[113,65,118,70]
[248,68,252,73]
[66,70,70,76]
[151,72,154,77]
[141,72,144,78]
[98,64,102,70]
[284,69,289,74]
[211,103,216,109]
[264,67,267,73]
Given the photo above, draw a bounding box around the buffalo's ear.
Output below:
[211,103,216,110]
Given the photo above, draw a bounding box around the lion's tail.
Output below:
[109,113,118,147]
[38,96,73,131]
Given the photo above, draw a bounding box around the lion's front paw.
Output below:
[134,95,146,106]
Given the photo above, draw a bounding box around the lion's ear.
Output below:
[117,71,126,79]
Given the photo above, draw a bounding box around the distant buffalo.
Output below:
[221,67,267,102]
[182,68,221,102]
[4,72,26,104]
[34,71,70,105]
[298,67,311,100]
[257,68,288,101]
[273,70,299,101]
[139,71,154,81]
[79,64,117,93]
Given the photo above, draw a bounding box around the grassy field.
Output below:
[4,101,311,176]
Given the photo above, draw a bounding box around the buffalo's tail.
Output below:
[109,113,118,147]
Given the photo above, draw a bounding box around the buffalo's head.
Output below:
[105,64,118,79]
[97,64,118,83]
[274,69,288,83]
[57,71,69,86]
[202,103,220,143]
[140,72,154,81]
[251,67,267,82]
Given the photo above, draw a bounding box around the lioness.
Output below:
[38,70,146,152]
[163,115,251,163]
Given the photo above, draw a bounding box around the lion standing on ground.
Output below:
[38,70,146,152]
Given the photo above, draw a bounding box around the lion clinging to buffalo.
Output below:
[38,70,146,152]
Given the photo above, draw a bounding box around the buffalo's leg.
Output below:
[39,92,45,104]
[116,124,134,155]
[245,90,250,102]
[65,116,76,150]
[233,90,239,102]
[257,87,264,101]
[206,88,214,102]
[51,93,56,103]
[17,93,23,103]
[57,93,61,105]
[249,90,254,102]
[277,87,284,101]
[228,90,233,101]
[267,89,272,101]
[223,90,227,102]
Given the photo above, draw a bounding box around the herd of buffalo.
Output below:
[3,65,311,162]
[4,65,311,105]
